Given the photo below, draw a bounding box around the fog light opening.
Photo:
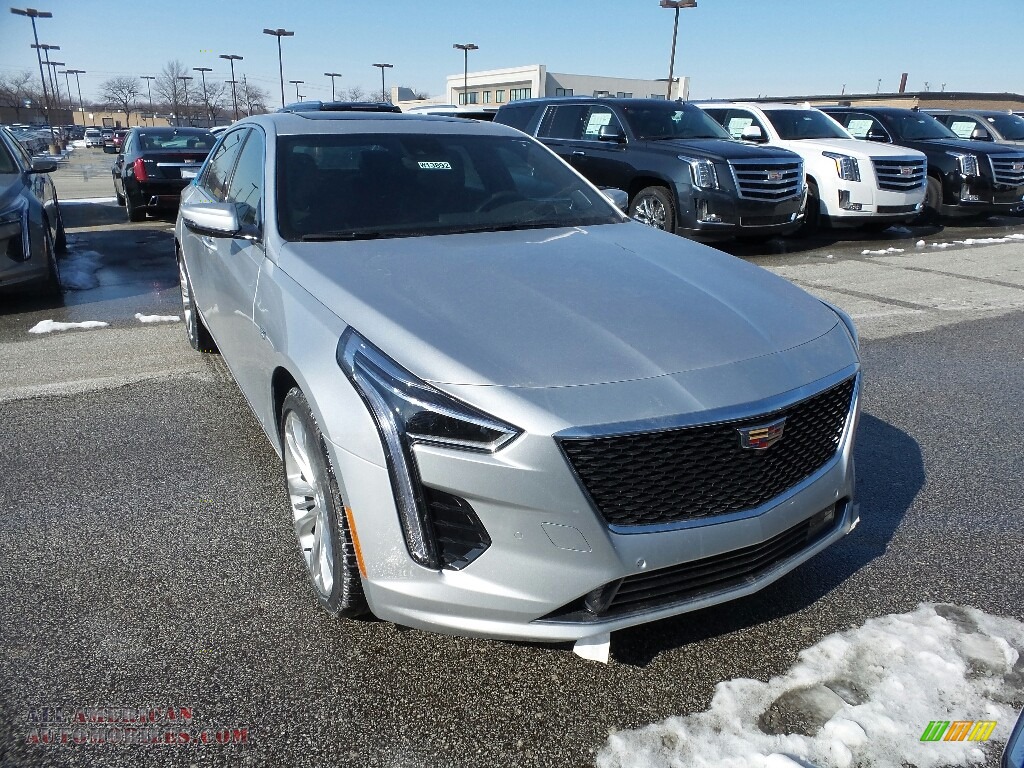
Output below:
[838,191,863,211]
[960,183,981,203]
[696,200,722,224]
[807,502,839,540]
[583,580,622,615]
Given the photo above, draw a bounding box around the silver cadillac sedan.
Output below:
[175,108,861,643]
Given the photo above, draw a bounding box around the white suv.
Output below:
[84,128,102,148]
[696,102,927,231]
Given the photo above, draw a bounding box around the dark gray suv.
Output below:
[494,97,807,241]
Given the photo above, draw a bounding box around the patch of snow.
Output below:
[59,249,103,290]
[860,248,905,255]
[916,240,926,247]
[597,604,1023,768]
[28,319,108,334]
[58,197,119,205]
[134,313,180,324]
[70,139,87,148]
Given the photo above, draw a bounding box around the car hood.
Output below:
[783,138,925,160]
[276,222,840,388]
[639,137,799,162]
[901,136,1024,155]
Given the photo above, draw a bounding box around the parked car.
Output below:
[821,106,1024,221]
[696,101,927,231]
[7,125,51,155]
[402,104,498,121]
[493,97,807,241]
[112,126,217,221]
[84,128,102,148]
[174,110,861,643]
[0,125,66,295]
[924,109,1024,147]
[104,128,128,154]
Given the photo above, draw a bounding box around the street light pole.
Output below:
[48,61,65,109]
[452,43,479,105]
[178,75,193,126]
[10,7,53,114]
[68,69,86,126]
[140,75,155,125]
[324,72,342,102]
[289,80,304,102]
[219,54,243,120]
[263,28,294,108]
[372,63,393,102]
[660,0,696,99]
[194,67,212,125]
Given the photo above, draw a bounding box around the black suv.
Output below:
[822,106,1024,220]
[494,97,806,240]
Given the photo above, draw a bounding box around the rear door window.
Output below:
[538,104,588,140]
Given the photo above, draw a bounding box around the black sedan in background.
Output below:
[112,127,216,221]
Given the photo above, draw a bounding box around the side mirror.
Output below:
[597,124,626,143]
[1005,708,1024,768]
[180,201,241,237]
[28,158,58,174]
[970,126,993,141]
[740,125,766,142]
[600,188,629,213]
[865,128,889,143]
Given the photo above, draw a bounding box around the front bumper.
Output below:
[674,186,806,241]
[939,174,1024,217]
[335,358,861,643]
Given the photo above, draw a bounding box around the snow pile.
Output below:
[28,319,108,334]
[134,313,180,324]
[59,249,103,290]
[598,604,1024,768]
[861,248,905,255]
[916,240,926,247]
[922,233,1024,249]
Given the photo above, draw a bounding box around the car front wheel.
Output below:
[629,186,676,232]
[281,388,368,618]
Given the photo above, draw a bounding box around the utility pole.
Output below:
[194,67,212,125]
[453,43,478,105]
[140,75,156,125]
[660,0,696,99]
[263,28,294,108]
[10,7,54,117]
[220,54,243,120]
[324,71,342,102]
[372,63,393,102]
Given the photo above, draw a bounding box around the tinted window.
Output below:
[763,109,849,140]
[621,103,731,140]
[985,113,1024,141]
[579,106,623,140]
[496,104,540,132]
[199,128,248,202]
[538,104,587,139]
[837,112,887,140]
[226,130,264,230]
[879,112,957,141]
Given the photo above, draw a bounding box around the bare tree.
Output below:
[239,76,270,116]
[154,60,189,125]
[0,71,37,121]
[200,81,228,124]
[100,76,141,126]
[343,85,367,102]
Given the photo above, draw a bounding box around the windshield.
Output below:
[882,112,958,141]
[623,104,732,140]
[276,132,623,241]
[985,113,1024,141]
[764,109,850,140]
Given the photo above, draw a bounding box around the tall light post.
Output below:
[324,71,342,102]
[48,60,65,108]
[58,67,71,113]
[140,75,155,125]
[178,75,193,126]
[193,66,212,125]
[372,63,393,102]
[660,0,696,99]
[219,54,243,120]
[10,7,53,114]
[289,79,303,102]
[68,69,85,126]
[30,43,60,107]
[263,28,294,108]
[453,43,478,105]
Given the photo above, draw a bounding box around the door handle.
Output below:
[572,150,585,157]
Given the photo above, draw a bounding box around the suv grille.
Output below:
[729,159,803,201]
[559,377,856,528]
[990,154,1024,186]
[872,157,926,191]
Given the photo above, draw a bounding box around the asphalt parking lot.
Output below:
[0,148,1022,767]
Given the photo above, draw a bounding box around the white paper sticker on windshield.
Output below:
[584,111,613,137]
[845,119,873,138]
[418,161,452,170]
[949,120,977,139]
[725,117,753,138]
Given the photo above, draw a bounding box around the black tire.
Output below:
[40,224,62,298]
[53,200,67,254]
[114,174,125,206]
[177,250,218,353]
[126,192,145,222]
[914,177,942,224]
[280,387,368,618]
[628,186,676,232]
[798,181,821,234]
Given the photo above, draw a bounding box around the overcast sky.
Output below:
[2,0,1021,106]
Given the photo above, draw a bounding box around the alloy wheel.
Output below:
[284,411,334,597]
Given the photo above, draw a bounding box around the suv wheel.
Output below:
[629,186,675,232]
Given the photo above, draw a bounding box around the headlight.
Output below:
[337,328,520,568]
[822,152,861,182]
[0,198,29,263]
[678,155,720,190]
[946,151,979,176]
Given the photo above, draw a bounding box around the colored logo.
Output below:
[737,417,786,450]
[920,720,997,742]
[767,170,783,181]
[900,166,915,176]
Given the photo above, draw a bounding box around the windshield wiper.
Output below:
[300,230,387,242]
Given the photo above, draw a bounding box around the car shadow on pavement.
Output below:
[612,412,924,667]
[720,222,947,259]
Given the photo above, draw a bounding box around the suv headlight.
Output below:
[337,328,520,569]
[0,198,29,263]
[946,151,979,177]
[678,155,720,190]
[822,152,861,182]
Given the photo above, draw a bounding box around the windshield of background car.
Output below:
[764,109,850,140]
[623,103,732,140]
[275,132,624,241]
[882,112,958,141]
[985,113,1024,140]
[138,130,217,151]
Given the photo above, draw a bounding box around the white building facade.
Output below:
[443,65,688,107]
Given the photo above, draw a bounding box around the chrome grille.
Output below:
[729,159,803,201]
[871,157,926,191]
[559,377,856,528]
[990,154,1024,186]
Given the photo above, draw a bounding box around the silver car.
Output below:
[0,125,66,295]
[175,110,861,643]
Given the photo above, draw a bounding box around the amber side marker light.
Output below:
[345,506,368,577]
